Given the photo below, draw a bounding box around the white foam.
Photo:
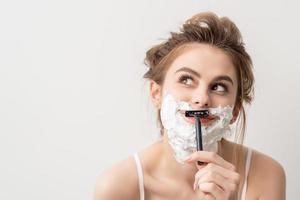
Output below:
[160,92,233,163]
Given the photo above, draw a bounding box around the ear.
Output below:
[230,104,241,124]
[149,80,162,109]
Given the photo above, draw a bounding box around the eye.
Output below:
[211,83,228,93]
[178,74,194,86]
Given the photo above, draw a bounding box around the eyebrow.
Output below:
[175,67,200,78]
[213,76,234,86]
[175,67,234,85]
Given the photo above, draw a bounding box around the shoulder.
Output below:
[94,155,140,200]
[249,149,286,199]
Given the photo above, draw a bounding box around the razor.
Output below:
[185,110,209,165]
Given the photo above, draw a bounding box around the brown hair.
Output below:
[143,12,254,145]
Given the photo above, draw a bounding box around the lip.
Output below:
[179,110,218,125]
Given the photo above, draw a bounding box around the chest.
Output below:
[143,176,213,200]
[141,168,248,200]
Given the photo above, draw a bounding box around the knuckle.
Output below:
[206,162,214,170]
[208,182,217,191]
[205,171,214,181]
[230,164,237,171]
[209,152,217,160]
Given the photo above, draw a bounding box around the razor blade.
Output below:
[185,110,209,118]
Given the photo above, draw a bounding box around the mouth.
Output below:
[179,110,218,126]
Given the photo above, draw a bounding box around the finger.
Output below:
[194,167,208,190]
[197,170,238,193]
[194,169,230,192]
[194,189,213,200]
[198,182,223,199]
[185,151,236,171]
[202,163,240,183]
[194,163,240,189]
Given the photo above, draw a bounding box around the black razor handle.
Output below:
[185,110,208,165]
[195,115,204,165]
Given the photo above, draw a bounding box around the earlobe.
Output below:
[149,80,162,109]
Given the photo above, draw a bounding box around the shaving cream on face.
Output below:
[160,92,234,163]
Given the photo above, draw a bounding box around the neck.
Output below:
[159,131,198,185]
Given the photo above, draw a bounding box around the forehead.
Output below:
[166,43,237,83]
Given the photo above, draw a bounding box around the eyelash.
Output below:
[178,74,194,85]
[211,83,228,93]
[178,74,229,93]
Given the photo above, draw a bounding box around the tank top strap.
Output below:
[134,153,145,200]
[241,148,252,200]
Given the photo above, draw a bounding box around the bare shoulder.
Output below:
[94,156,139,200]
[249,149,286,199]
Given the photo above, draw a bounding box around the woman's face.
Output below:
[150,43,239,122]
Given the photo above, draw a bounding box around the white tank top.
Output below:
[133,149,252,200]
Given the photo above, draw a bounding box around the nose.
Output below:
[191,88,211,109]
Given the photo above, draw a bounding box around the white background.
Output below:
[0,0,299,199]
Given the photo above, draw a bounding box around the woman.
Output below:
[95,12,285,200]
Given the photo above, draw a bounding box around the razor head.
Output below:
[185,110,209,118]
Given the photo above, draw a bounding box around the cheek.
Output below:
[211,93,236,107]
[214,84,238,107]
[161,76,182,99]
[162,82,192,102]
[162,87,185,101]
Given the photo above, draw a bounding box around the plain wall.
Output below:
[0,0,299,199]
